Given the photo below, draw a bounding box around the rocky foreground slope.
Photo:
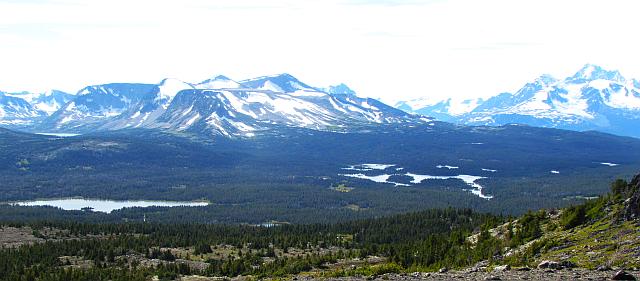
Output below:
[298,174,640,280]
[297,270,639,281]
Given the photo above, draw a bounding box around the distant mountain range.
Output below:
[396,64,640,138]
[0,74,428,137]
[4,65,640,138]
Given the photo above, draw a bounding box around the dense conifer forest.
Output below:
[2,126,639,224]
[0,208,502,280]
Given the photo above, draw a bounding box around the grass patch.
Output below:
[330,184,354,193]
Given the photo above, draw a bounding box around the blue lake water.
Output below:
[35,133,81,137]
[10,198,209,213]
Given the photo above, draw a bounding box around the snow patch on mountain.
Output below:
[156,79,193,104]
[5,91,41,103]
[34,101,61,115]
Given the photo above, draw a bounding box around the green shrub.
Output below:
[560,205,586,230]
[611,179,629,195]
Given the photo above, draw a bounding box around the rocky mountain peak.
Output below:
[570,64,625,83]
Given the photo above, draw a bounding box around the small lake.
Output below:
[35,133,81,137]
[10,198,209,213]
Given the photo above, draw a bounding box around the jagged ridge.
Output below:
[397,64,640,138]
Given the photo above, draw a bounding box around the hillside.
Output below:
[422,173,640,280]
[497,173,640,269]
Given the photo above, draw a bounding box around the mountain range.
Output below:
[396,64,640,138]
[3,64,640,139]
[0,74,426,137]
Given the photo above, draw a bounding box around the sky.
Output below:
[1,0,639,104]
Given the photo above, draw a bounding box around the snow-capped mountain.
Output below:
[239,73,318,93]
[0,90,74,126]
[4,90,74,114]
[325,83,357,96]
[93,79,196,131]
[27,73,428,136]
[395,98,484,123]
[197,75,241,89]
[40,83,158,130]
[0,92,44,125]
[396,64,640,138]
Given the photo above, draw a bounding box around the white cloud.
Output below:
[0,0,639,105]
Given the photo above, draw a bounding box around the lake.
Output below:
[35,133,81,137]
[10,198,209,213]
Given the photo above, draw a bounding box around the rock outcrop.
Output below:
[622,174,640,221]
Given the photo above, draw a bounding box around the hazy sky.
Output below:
[1,0,639,104]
